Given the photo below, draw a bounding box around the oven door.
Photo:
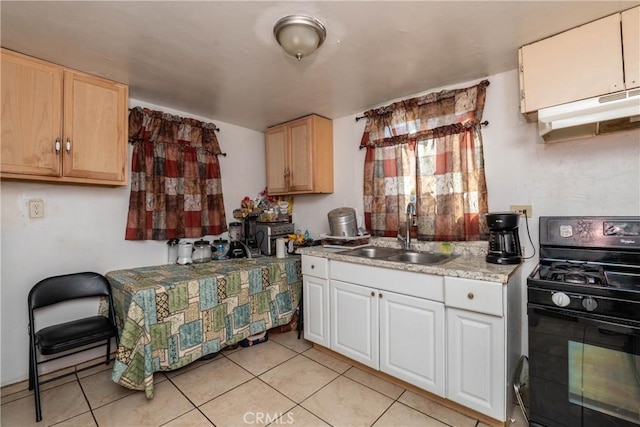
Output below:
[528,305,640,427]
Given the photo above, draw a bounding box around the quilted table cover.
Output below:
[105,256,302,397]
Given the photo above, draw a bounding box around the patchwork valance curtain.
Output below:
[361,80,489,241]
[125,107,227,240]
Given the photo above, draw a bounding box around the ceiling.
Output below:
[2,1,638,131]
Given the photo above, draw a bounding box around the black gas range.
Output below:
[528,216,640,321]
[527,216,640,427]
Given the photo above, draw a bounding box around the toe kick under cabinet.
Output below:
[301,255,521,424]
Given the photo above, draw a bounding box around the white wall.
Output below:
[0,99,266,386]
[3,70,639,386]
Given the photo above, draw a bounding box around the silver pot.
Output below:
[192,239,212,263]
[327,207,357,237]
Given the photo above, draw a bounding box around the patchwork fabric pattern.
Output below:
[361,80,489,241]
[107,256,301,398]
[155,293,169,322]
[126,107,227,240]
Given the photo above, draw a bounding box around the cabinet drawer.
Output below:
[302,255,328,279]
[331,261,444,302]
[444,277,503,317]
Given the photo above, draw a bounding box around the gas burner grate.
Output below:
[542,262,608,286]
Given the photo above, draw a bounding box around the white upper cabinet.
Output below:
[622,7,640,89]
[519,7,639,114]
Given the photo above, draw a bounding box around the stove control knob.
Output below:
[551,292,571,307]
[582,297,598,312]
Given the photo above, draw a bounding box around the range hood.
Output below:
[538,88,640,143]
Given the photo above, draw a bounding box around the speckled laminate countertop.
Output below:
[296,237,521,284]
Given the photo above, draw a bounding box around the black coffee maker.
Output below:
[486,212,522,265]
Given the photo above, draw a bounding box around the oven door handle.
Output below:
[530,304,640,335]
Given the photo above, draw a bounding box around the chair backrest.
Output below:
[28,272,112,311]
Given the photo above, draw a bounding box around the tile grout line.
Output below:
[74,372,102,427]
[162,374,214,427]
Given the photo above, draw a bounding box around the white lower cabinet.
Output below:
[380,291,445,395]
[302,256,330,347]
[301,255,520,423]
[329,261,446,396]
[446,308,505,420]
[330,279,379,369]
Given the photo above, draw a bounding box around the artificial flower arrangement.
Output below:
[233,188,293,221]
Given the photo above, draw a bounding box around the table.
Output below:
[105,256,302,398]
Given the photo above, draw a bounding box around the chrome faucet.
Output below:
[398,201,417,250]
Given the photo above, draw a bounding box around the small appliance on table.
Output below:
[256,221,295,256]
[527,216,640,427]
[228,221,252,258]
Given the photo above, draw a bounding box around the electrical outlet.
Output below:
[29,199,44,218]
[510,205,532,218]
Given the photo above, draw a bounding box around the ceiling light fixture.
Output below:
[273,15,327,61]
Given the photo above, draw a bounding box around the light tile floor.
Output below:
[1,331,528,426]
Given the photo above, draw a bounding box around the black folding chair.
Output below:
[27,272,119,422]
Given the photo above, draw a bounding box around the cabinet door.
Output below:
[520,13,624,112]
[330,280,378,369]
[303,275,330,347]
[379,291,445,396]
[265,125,288,194]
[447,308,505,420]
[63,70,127,183]
[288,117,314,192]
[1,50,62,176]
[622,7,640,89]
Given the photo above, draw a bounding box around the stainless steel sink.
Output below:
[339,246,404,259]
[340,246,457,265]
[385,251,456,265]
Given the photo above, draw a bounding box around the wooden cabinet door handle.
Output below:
[55,139,61,154]
[65,138,71,154]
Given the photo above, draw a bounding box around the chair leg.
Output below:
[29,338,42,422]
[105,338,111,364]
[28,340,34,391]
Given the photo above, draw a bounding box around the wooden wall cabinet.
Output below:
[1,49,128,186]
[265,114,333,195]
[519,6,639,115]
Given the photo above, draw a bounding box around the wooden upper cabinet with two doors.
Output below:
[265,114,333,195]
[519,6,640,114]
[1,49,128,186]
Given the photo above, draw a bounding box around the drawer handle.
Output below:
[371,291,375,297]
[467,292,474,300]
[311,265,315,269]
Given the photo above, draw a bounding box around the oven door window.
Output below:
[529,307,640,427]
[569,341,640,424]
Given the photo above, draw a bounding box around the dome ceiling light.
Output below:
[273,15,327,61]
